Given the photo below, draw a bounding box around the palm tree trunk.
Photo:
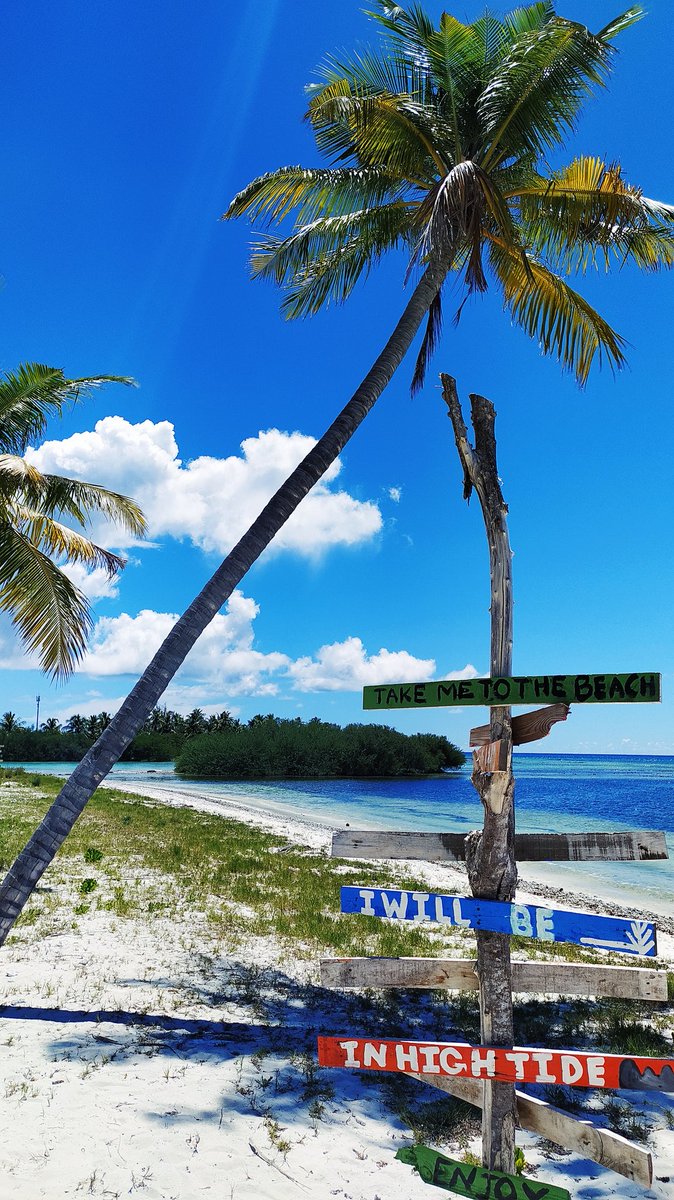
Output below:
[0,261,448,947]
[442,375,517,1175]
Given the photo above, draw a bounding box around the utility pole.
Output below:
[35,695,41,732]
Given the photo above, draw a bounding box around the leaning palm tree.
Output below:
[1,1,672,980]
[0,364,146,677]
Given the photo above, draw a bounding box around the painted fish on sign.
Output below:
[317,1037,674,1091]
[341,885,657,957]
[362,672,661,710]
[396,1144,570,1200]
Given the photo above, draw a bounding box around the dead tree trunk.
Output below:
[442,374,517,1173]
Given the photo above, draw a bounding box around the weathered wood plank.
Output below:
[332,829,668,862]
[341,886,658,957]
[470,704,570,747]
[320,957,669,1000]
[317,1036,674,1091]
[395,1145,570,1199]
[412,1074,653,1187]
[362,673,661,710]
[473,739,510,773]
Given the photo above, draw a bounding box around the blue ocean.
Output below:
[11,754,674,916]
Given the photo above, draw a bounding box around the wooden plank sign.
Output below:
[320,957,669,1000]
[396,1145,570,1200]
[317,1037,674,1091]
[362,673,661,710]
[332,829,668,863]
[340,886,657,957]
[470,704,569,747]
[418,1074,653,1186]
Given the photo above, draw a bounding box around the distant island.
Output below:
[0,707,464,778]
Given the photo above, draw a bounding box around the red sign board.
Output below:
[317,1037,674,1092]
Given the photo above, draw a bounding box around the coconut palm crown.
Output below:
[224,1,674,389]
[0,364,146,678]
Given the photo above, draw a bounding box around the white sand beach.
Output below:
[1,778,673,1199]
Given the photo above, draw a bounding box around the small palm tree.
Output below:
[0,364,147,677]
[41,718,61,733]
[1,0,672,965]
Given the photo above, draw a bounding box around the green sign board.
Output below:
[363,672,661,711]
[396,1145,570,1200]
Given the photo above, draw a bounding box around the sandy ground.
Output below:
[1,779,673,1199]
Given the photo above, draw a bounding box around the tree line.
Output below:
[175,714,465,778]
[0,708,464,776]
[0,706,238,762]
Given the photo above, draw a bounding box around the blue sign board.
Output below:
[341,886,657,957]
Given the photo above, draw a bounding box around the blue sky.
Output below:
[1,1,673,753]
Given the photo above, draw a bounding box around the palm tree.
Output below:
[64,713,86,736]
[0,712,19,733]
[0,364,146,677]
[41,718,61,733]
[1,0,672,972]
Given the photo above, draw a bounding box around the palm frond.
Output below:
[222,165,408,226]
[367,2,437,54]
[489,236,627,384]
[515,157,674,273]
[0,365,135,454]
[0,523,93,678]
[596,6,644,41]
[252,203,414,317]
[0,453,46,496]
[411,289,442,393]
[307,87,446,176]
[479,16,618,170]
[13,470,146,536]
[9,505,126,575]
[309,45,426,104]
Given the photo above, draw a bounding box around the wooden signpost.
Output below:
[395,1144,571,1200]
[317,1037,674,1091]
[332,828,668,863]
[317,661,667,1186]
[340,885,658,956]
[363,672,661,711]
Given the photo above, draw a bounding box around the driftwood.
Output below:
[443,374,516,1171]
[470,703,570,747]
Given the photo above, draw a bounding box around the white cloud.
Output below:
[27,418,382,558]
[81,591,289,695]
[60,562,120,601]
[388,486,402,503]
[441,663,479,681]
[287,637,436,692]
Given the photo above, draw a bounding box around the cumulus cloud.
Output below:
[27,419,382,558]
[55,591,441,702]
[388,486,402,503]
[287,637,436,692]
[81,591,289,695]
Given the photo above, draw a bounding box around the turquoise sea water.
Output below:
[10,754,674,916]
